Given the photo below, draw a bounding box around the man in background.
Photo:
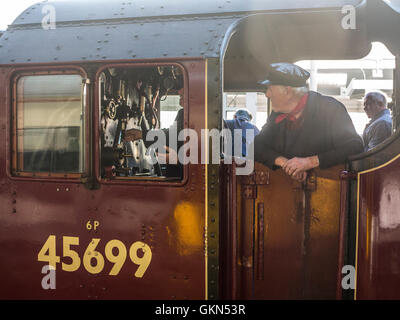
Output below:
[224,108,260,157]
[362,91,392,151]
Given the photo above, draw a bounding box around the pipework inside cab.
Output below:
[99,64,185,180]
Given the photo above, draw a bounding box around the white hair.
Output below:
[365,91,388,107]
[274,85,309,97]
[292,86,309,96]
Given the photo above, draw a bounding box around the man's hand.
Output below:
[274,156,316,182]
[282,156,319,177]
[274,156,289,167]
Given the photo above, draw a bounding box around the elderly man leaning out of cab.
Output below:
[253,63,364,182]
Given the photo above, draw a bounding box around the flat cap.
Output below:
[258,63,310,88]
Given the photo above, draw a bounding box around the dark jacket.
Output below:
[254,91,364,169]
[362,109,392,151]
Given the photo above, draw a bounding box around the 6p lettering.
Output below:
[86,220,100,231]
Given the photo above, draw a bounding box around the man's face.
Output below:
[265,85,290,112]
[363,97,381,119]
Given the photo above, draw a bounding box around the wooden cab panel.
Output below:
[222,161,345,299]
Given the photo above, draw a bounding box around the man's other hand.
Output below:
[282,156,319,177]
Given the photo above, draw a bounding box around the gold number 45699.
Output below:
[37,235,152,278]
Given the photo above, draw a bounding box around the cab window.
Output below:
[13,73,86,176]
[99,64,185,181]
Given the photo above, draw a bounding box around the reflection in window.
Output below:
[15,74,85,174]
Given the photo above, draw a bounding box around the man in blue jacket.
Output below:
[224,108,260,157]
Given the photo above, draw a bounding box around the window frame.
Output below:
[10,66,89,181]
[94,62,189,186]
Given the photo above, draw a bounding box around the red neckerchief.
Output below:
[275,93,309,124]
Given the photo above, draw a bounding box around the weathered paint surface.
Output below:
[356,154,400,299]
